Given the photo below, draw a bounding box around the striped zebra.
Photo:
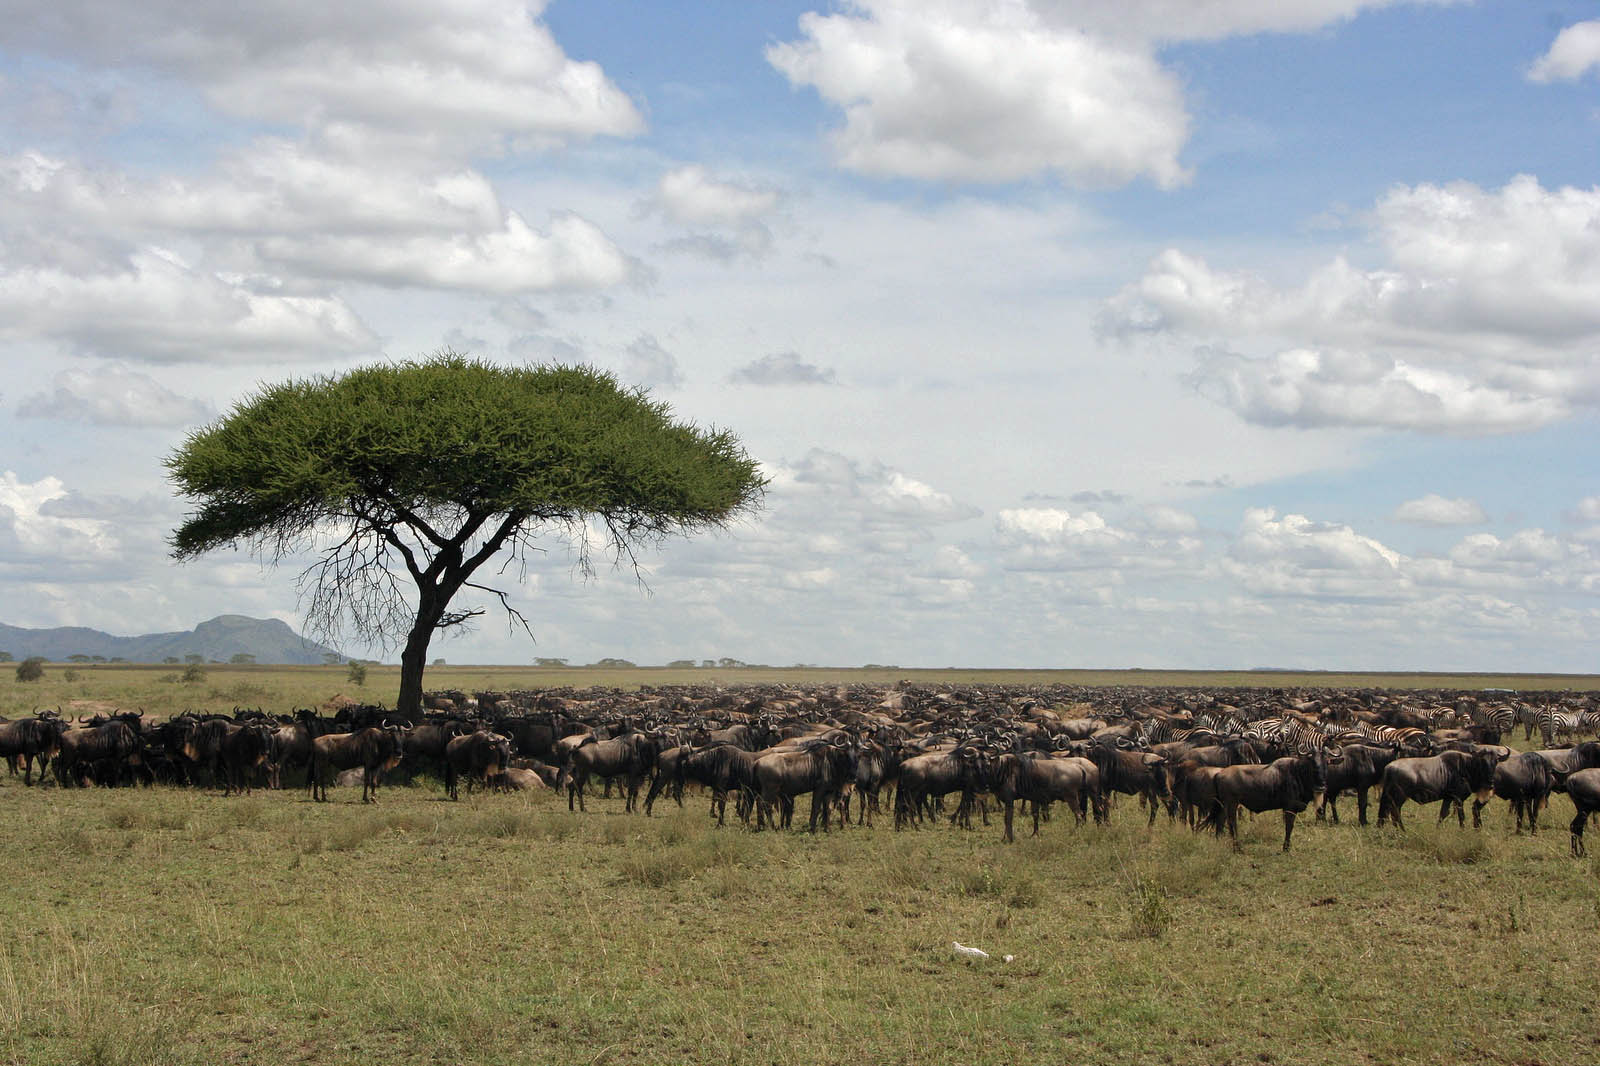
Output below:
[1536,708,1600,747]
[1343,720,1429,751]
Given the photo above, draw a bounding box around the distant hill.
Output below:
[0,615,343,665]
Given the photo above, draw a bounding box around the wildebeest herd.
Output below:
[5,683,1600,856]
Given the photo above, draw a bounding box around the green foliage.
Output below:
[181,663,206,683]
[347,660,368,686]
[15,656,45,682]
[0,651,12,662]
[166,354,766,561]
[230,653,256,664]
[1126,871,1172,939]
[62,668,79,683]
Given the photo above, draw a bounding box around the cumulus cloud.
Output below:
[768,0,1189,187]
[0,471,119,565]
[780,450,980,525]
[255,211,635,293]
[1392,494,1486,526]
[621,334,684,388]
[17,364,213,426]
[768,1,1454,188]
[1186,347,1566,434]
[729,352,838,386]
[0,0,643,156]
[1104,176,1600,432]
[1223,508,1408,600]
[0,248,378,363]
[995,506,1201,572]
[1528,20,1600,83]
[652,166,781,227]
[645,166,782,262]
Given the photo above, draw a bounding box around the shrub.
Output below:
[1126,872,1171,939]
[181,663,206,683]
[15,656,45,682]
[348,660,368,686]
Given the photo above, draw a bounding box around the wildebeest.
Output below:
[564,732,659,812]
[990,752,1102,843]
[1473,751,1558,833]
[307,726,405,802]
[1315,743,1403,826]
[894,744,987,830]
[1202,755,1326,851]
[0,711,66,785]
[443,731,512,800]
[1376,747,1507,829]
[1566,768,1600,857]
[1084,742,1169,826]
[54,717,142,787]
[179,717,272,795]
[754,737,857,832]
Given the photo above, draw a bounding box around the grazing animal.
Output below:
[307,726,405,803]
[1474,751,1557,833]
[1203,756,1325,852]
[753,738,857,832]
[990,752,1102,843]
[0,713,66,785]
[1377,748,1507,829]
[443,731,512,800]
[1566,768,1600,857]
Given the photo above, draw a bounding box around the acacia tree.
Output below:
[166,354,765,717]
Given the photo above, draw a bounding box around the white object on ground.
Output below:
[952,941,990,960]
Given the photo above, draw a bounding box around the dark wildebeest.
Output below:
[1473,751,1558,833]
[1566,768,1600,857]
[565,732,659,812]
[54,718,142,787]
[1376,747,1507,829]
[1315,743,1404,826]
[1529,741,1600,790]
[1085,742,1169,826]
[180,718,272,795]
[443,731,512,800]
[894,744,986,830]
[1203,755,1326,851]
[753,737,857,832]
[990,752,1101,843]
[307,726,405,803]
[0,712,67,785]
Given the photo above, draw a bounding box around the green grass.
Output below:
[1,776,1597,1066]
[4,661,1597,723]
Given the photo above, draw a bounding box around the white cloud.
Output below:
[1224,508,1408,600]
[1528,20,1600,83]
[0,248,378,363]
[768,1,1190,187]
[1104,176,1600,432]
[0,0,643,156]
[995,506,1201,573]
[254,211,635,293]
[1186,347,1566,434]
[653,166,781,227]
[729,352,838,386]
[1392,494,1486,526]
[621,334,684,389]
[1028,0,1461,43]
[781,449,980,525]
[0,471,119,565]
[767,1,1456,188]
[17,364,214,427]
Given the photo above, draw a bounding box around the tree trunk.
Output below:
[395,593,445,721]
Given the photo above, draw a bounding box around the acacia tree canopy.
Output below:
[166,354,766,715]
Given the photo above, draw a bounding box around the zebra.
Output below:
[1536,708,1600,747]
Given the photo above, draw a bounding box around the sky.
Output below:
[1,0,1598,672]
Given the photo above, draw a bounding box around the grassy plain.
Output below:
[2,664,1599,1066]
[3,661,1598,722]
